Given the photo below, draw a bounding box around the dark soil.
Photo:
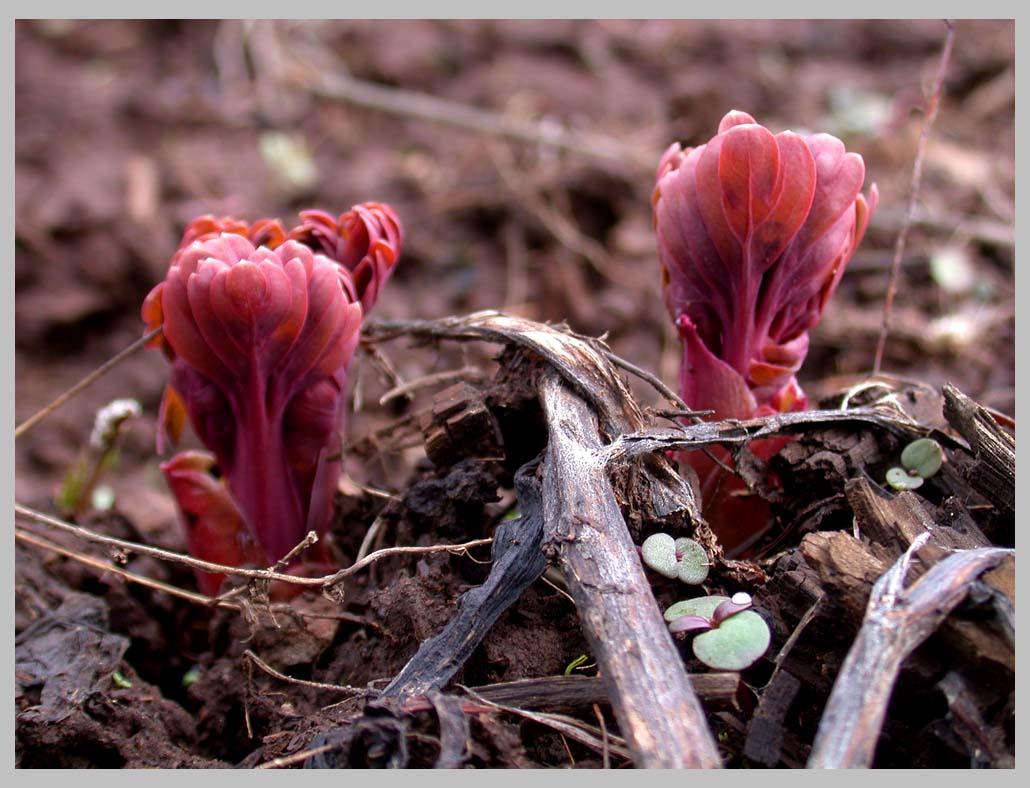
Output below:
[14,20,1014,768]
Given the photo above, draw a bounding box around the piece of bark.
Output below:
[744,670,802,767]
[846,477,990,554]
[462,673,742,714]
[941,383,1015,512]
[807,538,1013,769]
[539,371,721,769]
[421,382,504,466]
[799,531,894,624]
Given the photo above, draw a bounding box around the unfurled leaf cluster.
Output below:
[652,110,877,552]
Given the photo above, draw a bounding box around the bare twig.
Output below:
[593,703,611,769]
[871,204,1014,250]
[807,538,1013,768]
[872,20,956,375]
[15,526,222,608]
[17,526,366,632]
[354,514,387,563]
[460,686,633,762]
[270,531,319,573]
[599,404,926,469]
[601,347,689,411]
[243,649,372,697]
[319,538,493,588]
[14,502,491,592]
[14,327,162,439]
[257,744,337,770]
[15,502,315,586]
[378,366,486,406]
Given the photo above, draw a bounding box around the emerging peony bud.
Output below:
[287,203,404,314]
[654,110,877,421]
[143,205,403,590]
[653,111,877,553]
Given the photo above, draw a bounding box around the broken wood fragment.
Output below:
[744,670,802,767]
[459,672,743,714]
[421,382,504,466]
[807,538,1013,769]
[941,383,1015,512]
[845,476,990,570]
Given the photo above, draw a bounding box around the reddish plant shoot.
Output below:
[653,111,877,552]
[143,204,403,591]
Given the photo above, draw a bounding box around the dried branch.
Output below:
[807,538,1013,768]
[378,366,486,405]
[15,526,221,608]
[14,327,161,439]
[243,649,372,698]
[380,461,548,700]
[460,686,633,762]
[600,404,927,468]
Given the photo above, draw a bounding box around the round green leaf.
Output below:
[692,610,771,671]
[886,466,924,490]
[901,438,944,479]
[641,533,678,578]
[674,538,710,585]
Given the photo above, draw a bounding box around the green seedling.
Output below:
[664,592,771,671]
[111,671,133,689]
[564,654,590,676]
[640,533,710,585]
[886,437,944,491]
